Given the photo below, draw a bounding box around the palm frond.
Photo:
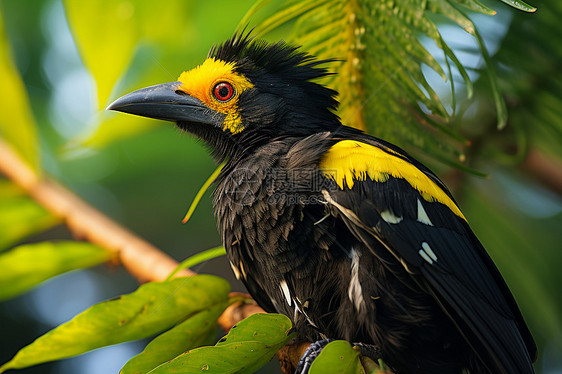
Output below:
[244,0,536,168]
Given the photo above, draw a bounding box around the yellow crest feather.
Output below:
[177,58,254,134]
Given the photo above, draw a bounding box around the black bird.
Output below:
[108,32,537,374]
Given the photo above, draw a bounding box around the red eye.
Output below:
[213,82,235,102]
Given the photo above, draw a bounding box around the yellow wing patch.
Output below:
[177,58,254,134]
[320,140,466,221]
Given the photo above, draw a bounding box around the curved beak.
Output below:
[107,82,224,125]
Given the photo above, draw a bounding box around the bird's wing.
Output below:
[319,138,536,373]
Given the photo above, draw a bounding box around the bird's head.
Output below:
[108,32,341,160]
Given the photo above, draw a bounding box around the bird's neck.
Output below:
[178,117,353,164]
[177,121,240,163]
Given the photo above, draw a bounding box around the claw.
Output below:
[352,342,382,360]
[295,339,334,374]
[294,340,382,374]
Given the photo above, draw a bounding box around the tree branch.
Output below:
[0,138,192,282]
[218,292,265,331]
[276,342,311,374]
[520,148,562,196]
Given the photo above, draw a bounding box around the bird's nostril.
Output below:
[175,89,188,96]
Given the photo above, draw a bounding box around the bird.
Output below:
[108,32,537,374]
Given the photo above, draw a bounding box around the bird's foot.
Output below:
[294,340,382,374]
[294,338,334,374]
[352,342,382,360]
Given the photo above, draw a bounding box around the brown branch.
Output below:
[277,342,312,374]
[520,148,562,196]
[218,292,265,331]
[0,138,192,282]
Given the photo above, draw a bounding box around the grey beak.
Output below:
[107,82,222,125]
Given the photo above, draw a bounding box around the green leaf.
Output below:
[0,179,24,198]
[247,0,329,38]
[455,0,497,15]
[181,162,226,224]
[64,0,195,109]
[147,313,295,374]
[0,241,112,301]
[472,26,508,129]
[166,246,227,281]
[359,356,389,374]
[68,114,159,150]
[0,10,39,171]
[497,0,536,12]
[0,182,60,251]
[64,0,138,109]
[309,340,364,374]
[0,275,230,373]
[121,302,228,374]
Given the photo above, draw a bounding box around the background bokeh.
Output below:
[0,0,560,373]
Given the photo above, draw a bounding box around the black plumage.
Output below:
[108,32,537,374]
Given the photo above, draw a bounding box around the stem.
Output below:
[182,161,225,223]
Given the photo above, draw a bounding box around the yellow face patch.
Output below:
[177,58,254,134]
[320,140,466,221]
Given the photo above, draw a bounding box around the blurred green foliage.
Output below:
[0,0,561,373]
[0,241,112,301]
[0,10,39,170]
[0,181,59,251]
